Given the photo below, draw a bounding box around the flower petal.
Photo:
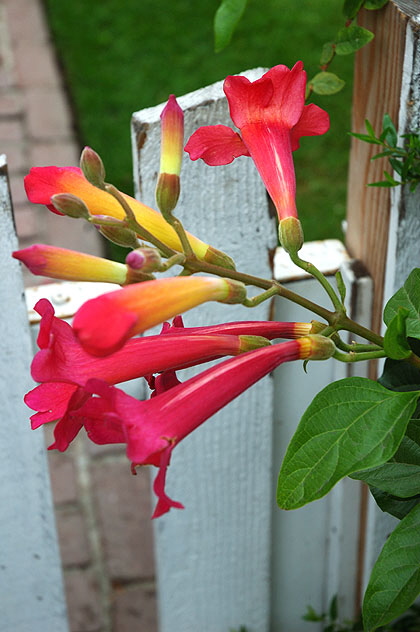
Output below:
[185,125,249,166]
[25,382,79,428]
[290,103,331,151]
[151,444,184,519]
[263,61,306,128]
[223,75,274,128]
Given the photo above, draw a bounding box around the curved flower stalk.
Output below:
[12,244,149,285]
[73,276,247,356]
[185,62,329,223]
[69,334,335,517]
[24,162,230,266]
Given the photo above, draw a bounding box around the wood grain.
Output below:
[346,1,410,334]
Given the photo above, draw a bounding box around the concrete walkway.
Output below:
[0,1,158,630]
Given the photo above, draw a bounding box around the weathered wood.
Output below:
[132,70,277,632]
[0,155,68,632]
[346,0,413,334]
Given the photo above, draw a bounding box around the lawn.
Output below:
[43,0,354,241]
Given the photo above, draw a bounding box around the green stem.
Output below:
[184,257,334,322]
[333,349,387,363]
[242,285,279,308]
[339,316,384,347]
[332,333,383,353]
[105,184,177,258]
[158,253,186,272]
[289,250,345,312]
[161,212,194,257]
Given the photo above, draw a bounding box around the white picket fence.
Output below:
[1,3,419,628]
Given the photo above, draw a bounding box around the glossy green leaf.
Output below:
[379,351,420,393]
[214,0,248,52]
[277,377,418,510]
[364,0,389,9]
[383,307,412,360]
[310,72,345,95]
[363,503,420,631]
[370,486,420,520]
[383,269,420,340]
[343,0,365,19]
[352,432,420,497]
[335,25,374,55]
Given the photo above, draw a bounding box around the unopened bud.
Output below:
[96,223,139,249]
[278,217,304,255]
[125,247,162,273]
[80,146,106,189]
[51,193,90,219]
[156,95,184,215]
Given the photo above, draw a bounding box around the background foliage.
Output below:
[43,0,354,241]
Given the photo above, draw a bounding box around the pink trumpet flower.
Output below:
[72,276,246,356]
[185,62,329,222]
[71,334,335,517]
[25,298,269,449]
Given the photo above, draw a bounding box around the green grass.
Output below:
[43,0,354,241]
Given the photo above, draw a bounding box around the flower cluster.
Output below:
[14,62,335,517]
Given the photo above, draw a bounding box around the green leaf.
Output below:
[343,0,365,19]
[363,503,420,631]
[335,25,374,55]
[328,594,338,621]
[365,118,377,138]
[382,113,398,146]
[352,432,420,497]
[383,307,412,360]
[364,0,389,9]
[276,377,418,510]
[379,355,420,393]
[320,42,335,65]
[368,180,397,187]
[310,72,345,95]
[349,131,382,145]
[335,269,347,303]
[370,486,420,520]
[383,269,420,340]
[214,0,248,52]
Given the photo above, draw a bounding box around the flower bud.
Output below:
[96,222,140,249]
[51,193,90,219]
[80,146,106,189]
[278,217,304,255]
[125,247,162,273]
[13,244,128,284]
[156,95,184,215]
